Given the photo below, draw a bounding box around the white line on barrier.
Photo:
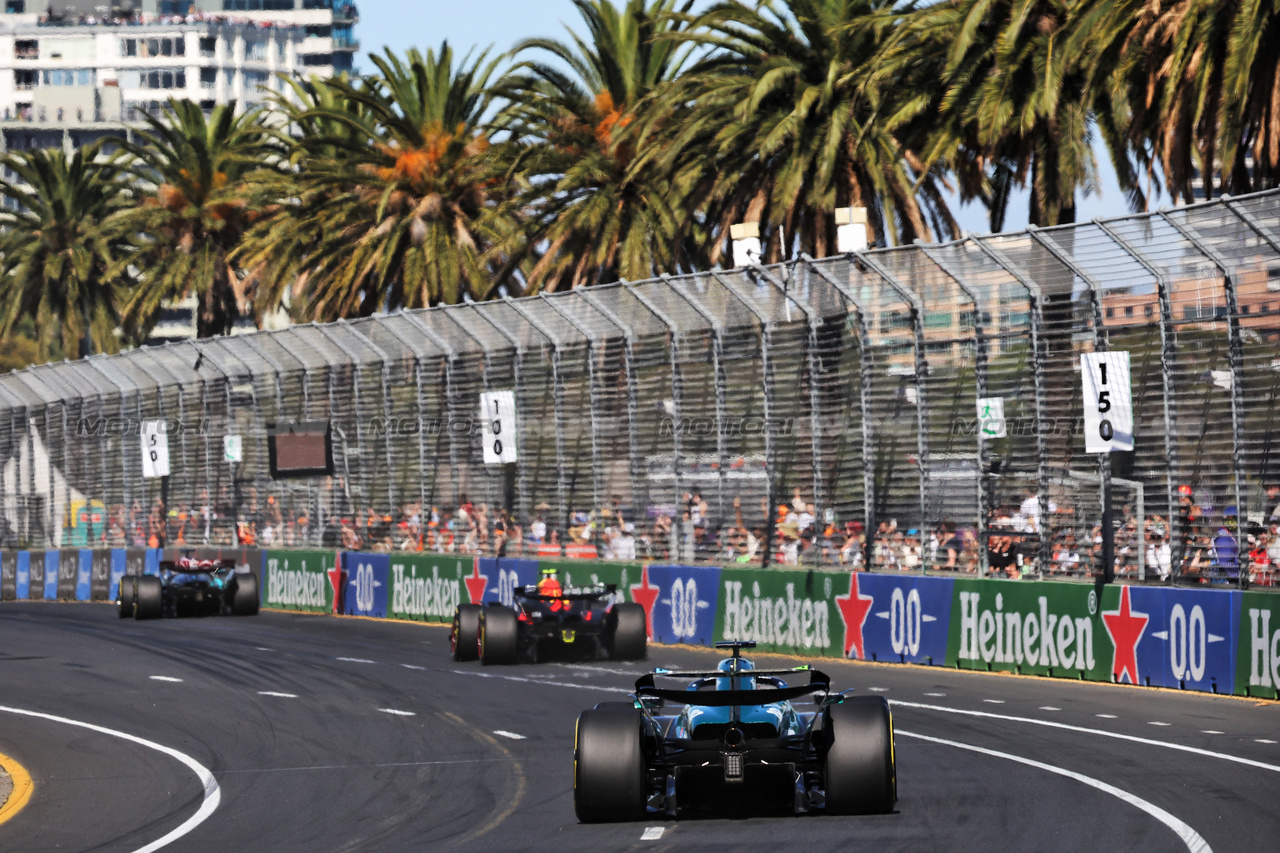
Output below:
[337,657,375,664]
[149,676,183,683]
[493,731,526,740]
[257,692,297,699]
[889,700,1280,773]
[896,729,1211,853]
[379,709,415,716]
[641,826,665,841]
[0,705,220,853]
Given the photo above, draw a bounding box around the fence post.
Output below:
[799,255,878,571]
[710,270,779,567]
[628,285,689,562]
[662,275,729,538]
[972,239,1052,575]
[1090,221,1181,577]
[1160,212,1249,578]
[857,252,931,557]
[751,263,827,567]
[579,288,648,532]
[504,297,570,541]
[920,243,991,575]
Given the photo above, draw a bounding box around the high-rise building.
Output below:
[0,0,358,152]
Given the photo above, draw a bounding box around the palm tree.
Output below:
[904,0,1129,230]
[240,45,510,319]
[1070,0,1280,203]
[0,146,133,361]
[641,0,952,259]
[492,0,697,290]
[109,99,282,339]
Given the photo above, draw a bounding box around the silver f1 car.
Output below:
[118,556,260,620]
[573,641,896,821]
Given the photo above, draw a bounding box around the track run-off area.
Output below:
[0,602,1277,852]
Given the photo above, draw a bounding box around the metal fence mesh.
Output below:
[4,190,1280,582]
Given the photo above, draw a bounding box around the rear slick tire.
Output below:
[824,695,896,815]
[574,704,646,823]
[133,575,164,621]
[451,604,482,661]
[610,603,647,660]
[118,575,136,618]
[479,607,518,665]
[230,572,259,616]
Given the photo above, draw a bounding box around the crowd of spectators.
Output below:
[39,479,1279,587]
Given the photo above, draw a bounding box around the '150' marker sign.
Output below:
[1081,352,1134,453]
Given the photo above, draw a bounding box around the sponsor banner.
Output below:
[26,551,44,599]
[835,573,954,665]
[471,558,541,608]
[1238,591,1280,700]
[263,550,335,613]
[76,550,92,601]
[43,551,59,600]
[344,553,389,618]
[388,553,470,622]
[714,568,843,656]
[948,579,1107,679]
[91,550,112,601]
[56,549,79,600]
[538,560,640,602]
[0,552,15,601]
[636,565,721,646]
[15,551,29,600]
[109,550,128,601]
[1127,587,1234,692]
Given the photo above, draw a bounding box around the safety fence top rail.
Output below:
[0,188,1278,581]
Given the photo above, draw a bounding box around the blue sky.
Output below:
[358,1,1150,238]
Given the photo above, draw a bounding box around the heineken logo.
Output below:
[391,563,460,618]
[723,580,832,650]
[266,559,327,608]
[1247,608,1280,690]
[958,591,1096,671]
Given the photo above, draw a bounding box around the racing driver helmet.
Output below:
[536,566,562,596]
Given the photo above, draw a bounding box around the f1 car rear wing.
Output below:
[633,668,832,707]
[160,558,237,573]
[515,584,616,602]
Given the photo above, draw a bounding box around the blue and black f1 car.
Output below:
[117,555,260,620]
[451,584,647,664]
[573,641,896,821]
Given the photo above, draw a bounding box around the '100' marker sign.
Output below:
[480,391,519,464]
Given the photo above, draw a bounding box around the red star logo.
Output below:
[464,559,488,604]
[629,565,660,639]
[835,573,875,659]
[1101,585,1149,685]
[328,561,343,614]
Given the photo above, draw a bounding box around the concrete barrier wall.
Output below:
[5,547,1276,700]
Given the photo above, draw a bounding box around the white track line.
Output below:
[337,657,375,664]
[493,730,525,740]
[379,709,416,716]
[641,826,665,841]
[890,700,1280,773]
[450,670,620,692]
[149,676,183,683]
[0,704,220,853]
[257,692,297,699]
[897,729,1210,853]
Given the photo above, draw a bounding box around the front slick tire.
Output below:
[133,575,164,621]
[824,695,896,815]
[451,604,482,662]
[609,603,647,660]
[574,704,646,823]
[479,607,518,665]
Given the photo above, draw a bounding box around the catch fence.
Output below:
[3,190,1280,582]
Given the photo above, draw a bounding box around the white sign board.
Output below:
[140,421,171,478]
[480,390,518,464]
[224,435,243,463]
[1081,351,1134,453]
[976,397,1007,439]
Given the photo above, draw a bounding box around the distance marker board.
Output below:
[1081,351,1134,453]
[480,391,518,464]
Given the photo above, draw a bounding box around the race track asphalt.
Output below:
[0,601,1277,852]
